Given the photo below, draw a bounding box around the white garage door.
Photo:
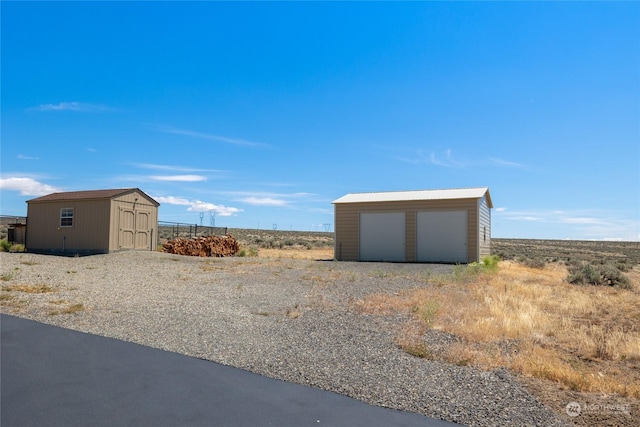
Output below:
[417,210,467,263]
[359,212,405,261]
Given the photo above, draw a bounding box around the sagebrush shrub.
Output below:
[567,262,631,289]
[599,264,631,289]
[615,260,632,272]
[568,262,601,285]
[523,257,546,269]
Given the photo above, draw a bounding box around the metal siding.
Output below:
[467,204,478,262]
[334,198,481,262]
[405,210,416,262]
[334,203,360,261]
[478,195,492,260]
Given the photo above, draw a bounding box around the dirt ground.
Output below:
[254,246,639,427]
[256,247,334,260]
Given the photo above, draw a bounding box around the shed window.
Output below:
[60,208,74,227]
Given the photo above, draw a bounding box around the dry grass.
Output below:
[2,284,55,293]
[49,303,85,316]
[286,304,302,319]
[257,247,334,260]
[0,292,26,309]
[0,293,17,303]
[354,261,640,397]
[0,271,16,281]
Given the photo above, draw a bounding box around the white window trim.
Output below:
[60,208,74,228]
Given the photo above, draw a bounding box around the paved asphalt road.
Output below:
[1,314,461,427]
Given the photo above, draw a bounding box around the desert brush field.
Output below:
[222,233,640,425]
[2,229,639,426]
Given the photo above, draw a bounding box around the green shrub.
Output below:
[9,244,26,253]
[412,300,440,327]
[259,239,276,249]
[238,247,258,257]
[482,255,500,271]
[453,263,482,282]
[0,240,11,252]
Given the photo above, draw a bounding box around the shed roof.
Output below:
[333,187,492,207]
[27,188,160,206]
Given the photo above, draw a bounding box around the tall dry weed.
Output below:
[355,261,640,397]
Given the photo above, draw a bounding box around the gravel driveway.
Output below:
[0,251,566,427]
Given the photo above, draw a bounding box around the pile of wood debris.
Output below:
[162,235,240,257]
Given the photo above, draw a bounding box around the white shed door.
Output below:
[359,212,405,261]
[417,210,467,263]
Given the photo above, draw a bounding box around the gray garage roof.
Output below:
[333,187,492,207]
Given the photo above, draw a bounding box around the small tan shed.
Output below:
[333,187,492,263]
[26,188,159,254]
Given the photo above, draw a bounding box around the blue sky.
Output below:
[1,1,638,240]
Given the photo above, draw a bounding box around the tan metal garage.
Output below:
[26,188,160,255]
[332,187,492,263]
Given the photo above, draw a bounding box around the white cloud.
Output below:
[187,201,243,216]
[495,207,507,212]
[239,196,288,206]
[131,163,221,173]
[487,157,528,168]
[17,154,39,160]
[495,208,639,241]
[154,196,191,206]
[0,177,60,196]
[27,102,115,112]
[396,148,531,170]
[560,217,603,225]
[87,148,97,153]
[149,175,207,182]
[154,195,243,217]
[428,149,464,167]
[396,148,466,168]
[222,190,318,207]
[152,125,269,148]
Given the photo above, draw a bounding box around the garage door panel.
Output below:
[417,210,467,263]
[359,212,405,262]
